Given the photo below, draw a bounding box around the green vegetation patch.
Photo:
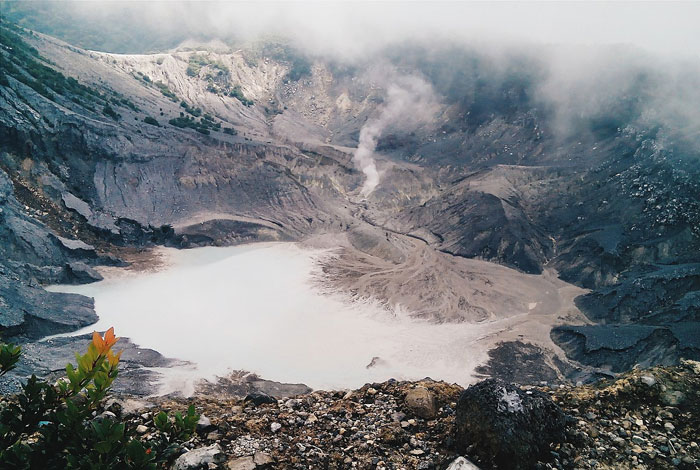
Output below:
[186,53,229,77]
[0,21,103,104]
[0,20,144,124]
[169,111,222,135]
[154,81,178,101]
[180,100,202,117]
[261,42,312,82]
[102,104,121,121]
[229,85,253,107]
[143,116,160,126]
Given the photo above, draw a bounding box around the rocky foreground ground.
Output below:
[98,361,700,470]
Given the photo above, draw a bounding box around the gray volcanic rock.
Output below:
[244,393,277,407]
[575,264,700,324]
[454,379,566,470]
[0,168,98,340]
[195,372,311,400]
[389,178,551,274]
[65,261,103,283]
[0,334,177,395]
[551,323,700,372]
[446,457,482,470]
[0,169,71,271]
[550,264,700,373]
[172,444,225,470]
[475,341,571,385]
[0,277,95,339]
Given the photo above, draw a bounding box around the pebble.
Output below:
[197,414,212,431]
[172,444,225,470]
[226,456,255,470]
[404,386,438,419]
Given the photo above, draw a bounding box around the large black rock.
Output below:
[454,379,566,469]
[244,392,277,406]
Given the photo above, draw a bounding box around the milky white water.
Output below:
[49,243,527,392]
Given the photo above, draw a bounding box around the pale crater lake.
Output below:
[49,243,511,393]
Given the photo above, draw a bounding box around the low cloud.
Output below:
[11,1,700,151]
[15,1,700,58]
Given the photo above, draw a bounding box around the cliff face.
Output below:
[0,21,699,380]
[0,167,97,337]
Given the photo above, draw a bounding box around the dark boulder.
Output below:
[244,392,277,406]
[66,261,104,283]
[454,379,566,469]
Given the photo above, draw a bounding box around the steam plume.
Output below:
[353,75,438,195]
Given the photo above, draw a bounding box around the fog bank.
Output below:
[9,1,700,146]
[10,1,700,58]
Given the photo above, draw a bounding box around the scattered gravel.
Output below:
[99,360,699,469]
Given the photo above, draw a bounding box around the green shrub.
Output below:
[229,85,253,107]
[103,104,121,121]
[168,116,192,128]
[259,42,311,81]
[0,329,199,468]
[186,64,199,77]
[120,97,140,112]
[180,100,202,117]
[169,115,217,135]
[153,81,177,101]
[0,342,21,377]
[143,116,160,126]
[287,58,311,82]
[187,53,228,78]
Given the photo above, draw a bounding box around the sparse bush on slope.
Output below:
[143,116,160,127]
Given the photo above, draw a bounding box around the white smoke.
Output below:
[353,74,439,196]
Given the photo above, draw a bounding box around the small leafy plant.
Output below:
[0,328,200,469]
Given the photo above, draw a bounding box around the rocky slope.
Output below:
[1,19,699,385]
[94,360,700,469]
